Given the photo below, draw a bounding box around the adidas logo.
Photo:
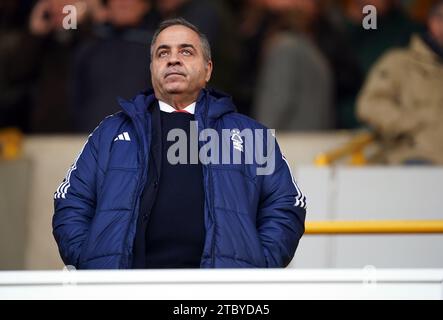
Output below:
[114,132,131,142]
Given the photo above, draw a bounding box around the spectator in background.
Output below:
[253,0,334,131]
[1,0,83,133]
[341,0,422,74]
[311,0,364,129]
[154,0,239,99]
[71,0,159,132]
[234,0,271,117]
[25,0,93,133]
[323,0,424,128]
[0,0,35,131]
[357,0,443,165]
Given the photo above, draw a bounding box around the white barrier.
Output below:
[0,269,442,300]
[293,166,443,268]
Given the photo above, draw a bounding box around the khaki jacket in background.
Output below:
[357,34,443,164]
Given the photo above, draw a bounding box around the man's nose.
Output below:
[167,52,182,67]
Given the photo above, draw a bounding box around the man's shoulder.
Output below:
[220,112,269,131]
[90,111,131,140]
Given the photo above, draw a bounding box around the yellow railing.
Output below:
[305,220,443,235]
[314,132,375,166]
[0,127,23,161]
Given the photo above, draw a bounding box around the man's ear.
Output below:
[205,60,213,83]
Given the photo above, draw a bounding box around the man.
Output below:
[154,0,239,100]
[357,0,443,165]
[53,18,306,269]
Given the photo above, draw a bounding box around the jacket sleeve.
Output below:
[257,141,306,268]
[52,130,100,268]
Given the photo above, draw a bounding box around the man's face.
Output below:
[150,25,212,101]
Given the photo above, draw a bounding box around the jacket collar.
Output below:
[158,100,196,114]
[118,90,157,118]
[118,87,236,125]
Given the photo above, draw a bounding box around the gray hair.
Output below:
[150,18,212,62]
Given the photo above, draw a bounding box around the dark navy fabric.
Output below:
[144,111,205,268]
[131,101,161,269]
[53,88,307,269]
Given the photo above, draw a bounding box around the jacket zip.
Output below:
[123,96,216,268]
[200,95,216,267]
[208,164,216,267]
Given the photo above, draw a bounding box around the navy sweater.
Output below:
[132,107,205,268]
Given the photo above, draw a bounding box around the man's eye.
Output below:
[181,50,192,56]
[159,51,168,57]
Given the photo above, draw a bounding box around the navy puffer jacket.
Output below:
[53,89,306,269]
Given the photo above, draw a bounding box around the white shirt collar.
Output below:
[158,100,196,114]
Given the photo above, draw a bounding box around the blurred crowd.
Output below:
[0,0,441,145]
